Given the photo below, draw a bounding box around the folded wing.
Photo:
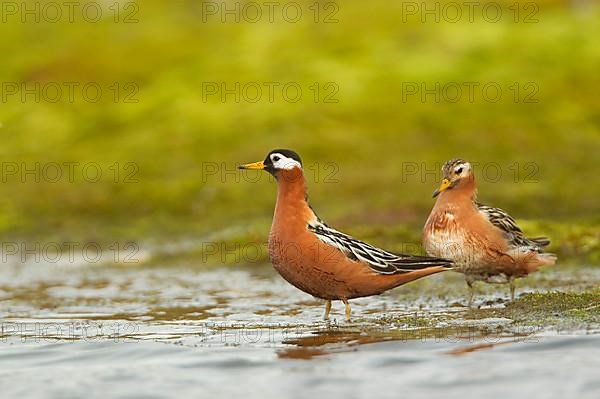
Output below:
[308,221,452,275]
[476,202,551,252]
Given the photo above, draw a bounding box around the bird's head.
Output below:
[239,149,303,178]
[433,158,473,198]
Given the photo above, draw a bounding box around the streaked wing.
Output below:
[307,221,452,275]
[476,202,550,251]
[529,237,550,248]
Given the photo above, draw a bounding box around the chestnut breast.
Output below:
[424,201,512,275]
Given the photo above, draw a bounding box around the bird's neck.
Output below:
[272,168,314,231]
[436,175,478,209]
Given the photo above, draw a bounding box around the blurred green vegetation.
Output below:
[0,1,598,263]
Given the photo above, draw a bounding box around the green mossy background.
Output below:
[0,0,598,265]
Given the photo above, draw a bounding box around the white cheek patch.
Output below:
[271,154,302,170]
[454,162,471,176]
[454,163,471,177]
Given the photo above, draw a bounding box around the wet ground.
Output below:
[0,258,599,398]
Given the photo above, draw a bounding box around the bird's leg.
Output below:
[323,300,332,320]
[342,299,351,321]
[466,279,475,308]
[509,277,516,301]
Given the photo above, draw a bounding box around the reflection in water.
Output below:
[279,330,392,359]
[446,341,510,356]
[277,325,535,359]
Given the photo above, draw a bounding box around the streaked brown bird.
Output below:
[423,158,557,306]
[239,149,452,321]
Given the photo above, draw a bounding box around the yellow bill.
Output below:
[433,178,451,198]
[238,161,265,170]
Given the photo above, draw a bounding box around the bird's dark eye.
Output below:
[455,167,463,174]
[272,156,280,162]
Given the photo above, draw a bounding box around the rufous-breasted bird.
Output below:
[423,158,556,306]
[239,149,452,320]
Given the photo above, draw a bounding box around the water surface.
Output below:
[1,260,599,398]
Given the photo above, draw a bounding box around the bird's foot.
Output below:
[323,300,332,321]
[342,299,351,322]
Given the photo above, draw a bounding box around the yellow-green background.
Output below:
[0,0,598,264]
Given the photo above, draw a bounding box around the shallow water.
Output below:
[0,260,599,398]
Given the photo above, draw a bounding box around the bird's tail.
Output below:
[391,254,453,271]
[525,252,557,273]
[529,236,551,248]
[538,252,557,266]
